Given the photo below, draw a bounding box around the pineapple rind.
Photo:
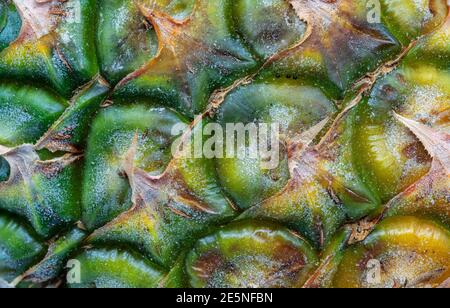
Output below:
[0,0,448,288]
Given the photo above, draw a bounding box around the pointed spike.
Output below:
[122,132,139,179]
[394,112,450,173]
[289,117,330,155]
[299,117,330,147]
[287,118,330,177]
[12,0,58,41]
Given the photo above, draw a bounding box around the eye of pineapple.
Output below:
[186,221,318,288]
[0,0,21,52]
[332,216,450,288]
[96,0,159,84]
[0,82,67,147]
[0,156,10,182]
[215,81,336,210]
[69,248,165,289]
[0,214,46,282]
[233,0,307,60]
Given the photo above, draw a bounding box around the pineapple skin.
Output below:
[0,0,448,288]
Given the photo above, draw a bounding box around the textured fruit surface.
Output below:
[0,0,448,288]
[185,221,318,288]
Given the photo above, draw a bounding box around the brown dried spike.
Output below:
[0,145,41,186]
[119,133,218,218]
[12,0,60,42]
[347,217,380,245]
[0,144,81,187]
[394,113,450,174]
[287,117,330,176]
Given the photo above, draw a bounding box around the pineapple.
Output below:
[0,0,448,288]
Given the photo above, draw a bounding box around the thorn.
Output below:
[299,117,330,147]
[394,112,449,173]
[122,132,139,179]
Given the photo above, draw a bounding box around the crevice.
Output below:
[205,11,313,117]
[316,40,418,150]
